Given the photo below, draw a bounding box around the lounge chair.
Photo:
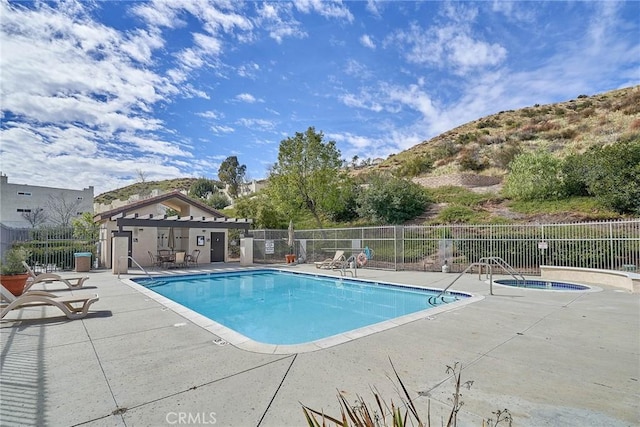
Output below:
[314,250,346,269]
[1,284,99,320]
[22,261,90,292]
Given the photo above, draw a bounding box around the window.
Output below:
[17,191,32,196]
[17,208,32,213]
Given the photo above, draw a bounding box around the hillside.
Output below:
[95,178,201,205]
[95,86,639,223]
[364,85,639,177]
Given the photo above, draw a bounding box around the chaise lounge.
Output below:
[1,284,99,320]
[314,250,346,269]
[22,261,90,291]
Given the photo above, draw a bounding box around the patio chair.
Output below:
[173,251,187,268]
[148,251,163,268]
[314,250,346,269]
[1,284,99,320]
[22,261,90,292]
[186,249,200,267]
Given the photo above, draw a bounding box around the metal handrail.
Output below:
[117,256,154,281]
[478,256,525,284]
[433,262,495,301]
[338,255,357,277]
[432,256,525,303]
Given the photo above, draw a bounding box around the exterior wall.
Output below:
[98,203,229,268]
[0,174,94,228]
[223,179,267,204]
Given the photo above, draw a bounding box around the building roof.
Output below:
[93,190,225,223]
[94,191,252,230]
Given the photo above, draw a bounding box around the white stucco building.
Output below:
[0,174,94,228]
[93,191,252,269]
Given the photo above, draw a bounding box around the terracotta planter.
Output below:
[0,273,29,296]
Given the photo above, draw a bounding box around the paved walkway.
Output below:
[1,263,638,426]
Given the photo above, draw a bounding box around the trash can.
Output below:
[74,252,92,272]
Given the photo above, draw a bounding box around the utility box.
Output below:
[74,252,92,272]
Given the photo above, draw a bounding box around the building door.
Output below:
[111,230,133,267]
[210,232,225,262]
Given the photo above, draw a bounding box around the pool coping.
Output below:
[121,267,484,354]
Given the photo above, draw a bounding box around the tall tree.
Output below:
[218,156,246,199]
[268,127,345,229]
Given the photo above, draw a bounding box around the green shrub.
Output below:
[503,150,566,201]
[434,206,477,224]
[582,139,640,214]
[356,174,429,224]
[395,154,434,178]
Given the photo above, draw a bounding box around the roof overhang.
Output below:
[113,214,252,230]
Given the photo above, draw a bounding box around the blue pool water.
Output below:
[135,269,467,345]
[494,279,590,291]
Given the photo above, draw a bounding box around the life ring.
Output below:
[357,252,368,267]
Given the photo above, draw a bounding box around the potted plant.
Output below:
[0,247,31,296]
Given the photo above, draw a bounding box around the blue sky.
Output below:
[1,1,638,195]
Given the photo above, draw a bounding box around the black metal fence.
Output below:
[0,225,98,272]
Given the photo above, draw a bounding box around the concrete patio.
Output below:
[1,263,638,426]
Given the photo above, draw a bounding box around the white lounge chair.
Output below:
[314,250,346,269]
[1,284,99,320]
[22,261,90,291]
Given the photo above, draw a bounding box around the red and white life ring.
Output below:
[357,252,368,267]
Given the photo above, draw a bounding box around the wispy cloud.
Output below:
[255,2,307,44]
[237,118,276,131]
[235,93,260,103]
[359,34,376,49]
[293,0,354,23]
[386,3,507,75]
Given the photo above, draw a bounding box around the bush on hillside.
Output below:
[502,151,566,201]
[581,139,640,214]
[356,174,429,224]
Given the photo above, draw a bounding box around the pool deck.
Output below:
[1,263,639,426]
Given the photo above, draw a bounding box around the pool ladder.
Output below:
[117,255,155,281]
[429,257,525,303]
[337,255,357,277]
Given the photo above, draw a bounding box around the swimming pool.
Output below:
[131,269,478,353]
[493,279,594,291]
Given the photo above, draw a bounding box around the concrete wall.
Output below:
[540,265,640,293]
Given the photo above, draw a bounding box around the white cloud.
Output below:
[238,62,260,78]
[211,125,235,134]
[198,111,223,119]
[255,2,307,44]
[235,93,259,103]
[386,12,507,75]
[237,118,276,131]
[359,34,376,49]
[293,0,354,23]
[340,93,383,113]
[366,0,382,18]
[344,59,373,79]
